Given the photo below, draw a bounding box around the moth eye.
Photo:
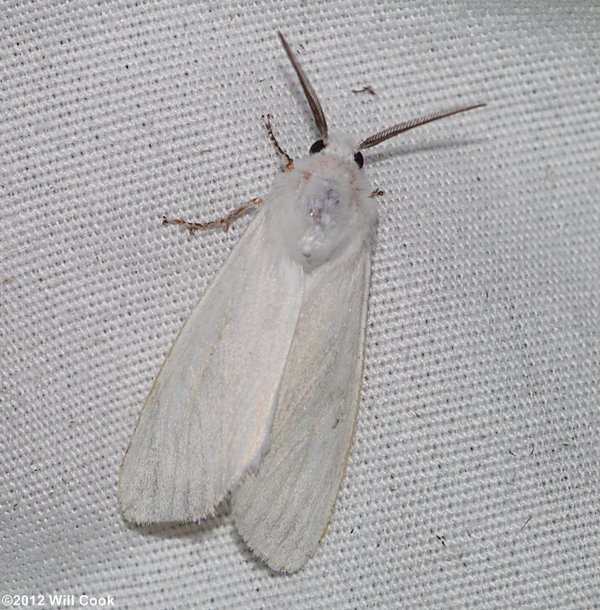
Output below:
[309,139,326,155]
[353,151,364,169]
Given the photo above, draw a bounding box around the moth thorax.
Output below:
[293,178,355,270]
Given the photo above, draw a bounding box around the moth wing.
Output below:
[233,246,371,572]
[119,211,303,523]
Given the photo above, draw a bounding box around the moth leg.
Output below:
[163,197,263,234]
[263,114,294,171]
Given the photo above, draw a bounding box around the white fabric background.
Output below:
[2,1,599,608]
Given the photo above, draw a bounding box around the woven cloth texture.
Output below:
[1,2,599,608]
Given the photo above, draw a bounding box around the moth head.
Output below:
[278,32,485,168]
[309,132,364,169]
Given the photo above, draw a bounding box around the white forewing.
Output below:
[119,210,304,523]
[233,244,371,572]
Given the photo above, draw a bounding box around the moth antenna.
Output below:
[278,32,329,140]
[359,103,486,150]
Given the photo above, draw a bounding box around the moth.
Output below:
[119,32,483,572]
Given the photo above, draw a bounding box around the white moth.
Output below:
[119,32,484,572]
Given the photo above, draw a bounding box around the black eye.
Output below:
[309,139,325,154]
[354,151,364,168]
